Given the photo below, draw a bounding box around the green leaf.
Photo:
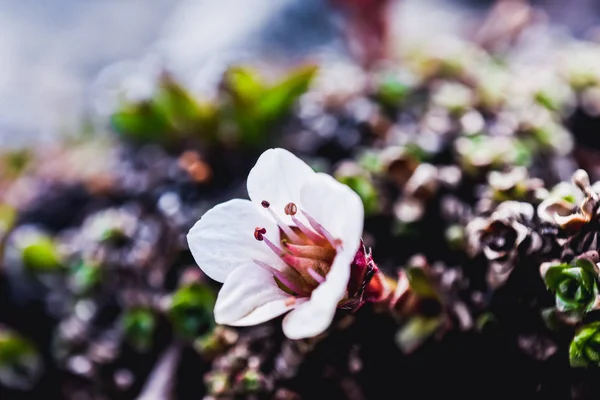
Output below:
[21,235,62,273]
[475,312,497,333]
[358,150,384,174]
[238,369,263,392]
[69,261,101,295]
[576,258,599,276]
[570,322,600,367]
[122,308,157,352]
[375,74,411,108]
[154,74,218,137]
[0,204,16,234]
[255,64,318,120]
[404,144,430,163]
[406,267,439,299]
[534,91,559,111]
[0,330,42,390]
[336,174,380,215]
[221,64,317,147]
[168,283,216,340]
[111,101,171,144]
[512,139,533,166]
[223,66,265,104]
[395,316,443,353]
[544,263,570,288]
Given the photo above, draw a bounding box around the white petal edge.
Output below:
[247,148,316,224]
[282,173,364,339]
[282,245,356,339]
[300,172,364,257]
[214,263,300,326]
[187,199,284,283]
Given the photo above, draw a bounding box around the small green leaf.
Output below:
[406,267,439,299]
[475,313,497,333]
[512,139,533,166]
[534,91,559,111]
[0,330,42,390]
[395,316,443,353]
[221,64,317,147]
[256,64,318,120]
[570,322,600,367]
[168,283,216,340]
[122,308,157,352]
[375,74,411,108]
[154,74,212,134]
[239,369,263,392]
[0,204,16,235]
[223,66,265,104]
[358,150,384,174]
[69,261,101,295]
[111,101,171,144]
[336,174,380,215]
[21,234,62,273]
[544,263,570,288]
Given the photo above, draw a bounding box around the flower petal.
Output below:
[279,173,365,339]
[282,245,356,339]
[300,172,364,255]
[247,148,315,223]
[187,199,283,283]
[214,263,300,326]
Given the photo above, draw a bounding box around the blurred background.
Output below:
[2,0,600,147]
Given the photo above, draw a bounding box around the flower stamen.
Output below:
[261,200,302,243]
[284,202,298,216]
[307,267,326,284]
[301,209,341,249]
[290,214,326,245]
[254,227,286,256]
[252,259,307,295]
[254,227,266,241]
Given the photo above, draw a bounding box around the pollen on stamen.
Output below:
[261,200,303,243]
[284,202,298,216]
[254,227,267,241]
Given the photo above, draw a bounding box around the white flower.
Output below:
[187,148,364,339]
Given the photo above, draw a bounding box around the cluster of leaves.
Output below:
[542,257,600,367]
[111,65,317,149]
[543,258,600,321]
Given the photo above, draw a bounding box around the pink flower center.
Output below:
[253,201,340,297]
